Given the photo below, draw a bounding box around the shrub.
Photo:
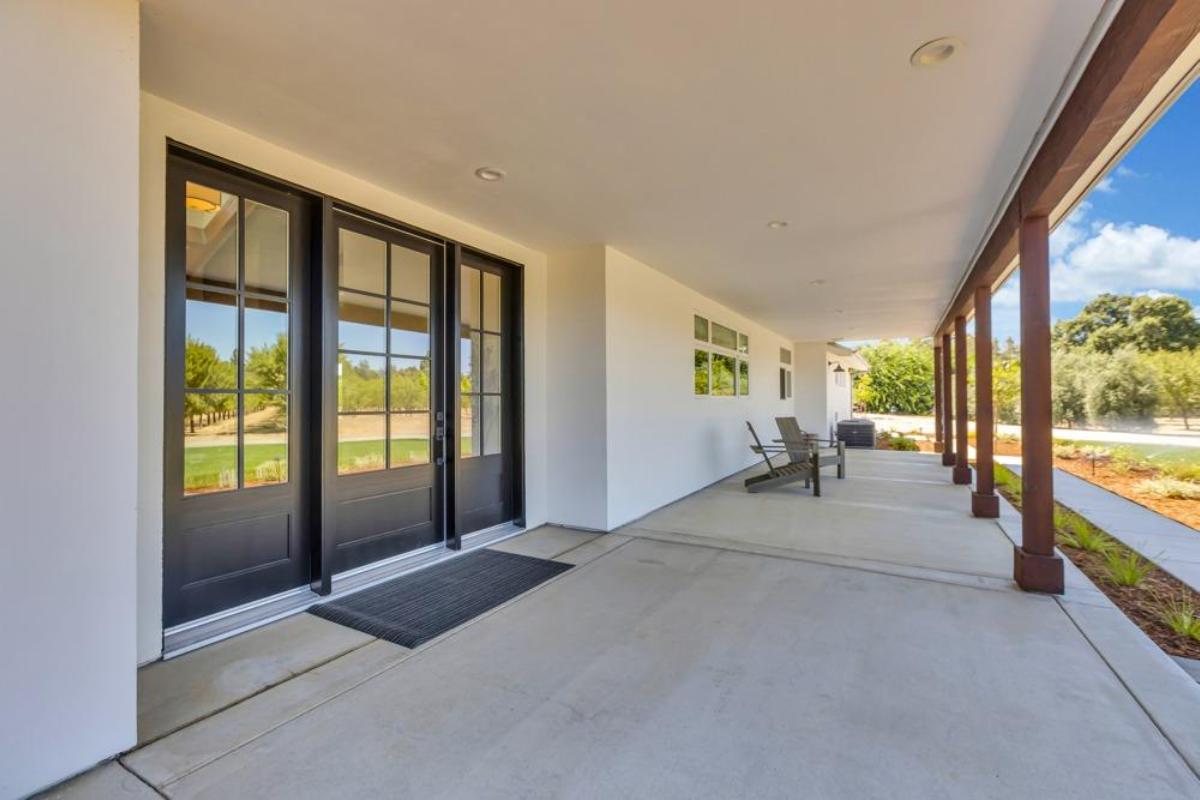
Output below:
[1159,596,1200,640]
[1162,463,1200,483]
[1104,550,1151,588]
[994,464,1021,499]
[1136,477,1200,500]
[1053,444,1080,460]
[888,436,919,452]
[853,340,934,415]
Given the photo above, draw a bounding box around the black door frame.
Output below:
[164,141,525,618]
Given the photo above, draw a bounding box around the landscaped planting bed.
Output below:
[995,463,1200,659]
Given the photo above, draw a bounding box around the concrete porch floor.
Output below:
[46,450,1200,799]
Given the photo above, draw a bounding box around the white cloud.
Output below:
[1051,220,1200,301]
[1094,176,1116,193]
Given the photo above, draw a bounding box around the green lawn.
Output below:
[184,438,458,492]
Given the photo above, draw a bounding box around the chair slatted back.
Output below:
[746,421,779,476]
[775,416,816,464]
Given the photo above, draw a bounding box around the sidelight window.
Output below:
[182,183,291,495]
[461,266,502,458]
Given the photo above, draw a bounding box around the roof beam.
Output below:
[935,0,1200,336]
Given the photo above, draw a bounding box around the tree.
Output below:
[1053,293,1200,352]
[1148,349,1200,430]
[993,339,1022,425]
[1084,346,1158,427]
[853,340,934,415]
[1051,348,1089,428]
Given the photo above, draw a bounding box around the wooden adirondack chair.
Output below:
[744,421,820,495]
[774,416,846,479]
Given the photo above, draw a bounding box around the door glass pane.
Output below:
[482,333,501,393]
[712,354,736,396]
[739,359,750,395]
[244,200,289,297]
[338,413,386,474]
[244,393,288,487]
[390,302,430,358]
[338,354,386,412]
[339,229,386,295]
[694,350,710,395]
[338,291,386,353]
[390,357,430,411]
[185,182,238,290]
[483,272,501,332]
[184,391,237,495]
[244,297,288,389]
[390,244,429,303]
[712,322,737,351]
[185,288,238,389]
[461,395,480,458]
[390,412,430,466]
[483,396,501,456]
[460,333,479,393]
[461,265,481,330]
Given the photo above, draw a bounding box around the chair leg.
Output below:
[837,442,846,479]
[811,452,821,497]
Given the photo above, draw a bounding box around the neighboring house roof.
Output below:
[827,342,870,372]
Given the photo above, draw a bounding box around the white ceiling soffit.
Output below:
[142,0,1111,341]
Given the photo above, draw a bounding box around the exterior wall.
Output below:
[547,246,609,530]
[826,364,853,436]
[138,94,551,663]
[791,342,831,438]
[0,2,140,796]
[603,248,795,529]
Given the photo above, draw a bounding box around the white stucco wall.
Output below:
[603,248,795,529]
[0,2,140,795]
[792,341,831,438]
[137,94,550,663]
[547,246,609,530]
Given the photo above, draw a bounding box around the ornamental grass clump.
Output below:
[1159,596,1200,641]
[1136,477,1200,500]
[1104,550,1151,588]
[1055,509,1113,554]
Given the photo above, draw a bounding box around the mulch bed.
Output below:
[996,480,1200,659]
[1055,458,1200,532]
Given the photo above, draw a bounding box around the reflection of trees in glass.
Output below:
[339,354,386,411]
[712,354,736,396]
[184,337,237,433]
[694,350,710,395]
[392,360,430,410]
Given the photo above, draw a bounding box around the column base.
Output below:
[941,451,956,467]
[971,491,999,518]
[952,464,973,485]
[1013,546,1064,594]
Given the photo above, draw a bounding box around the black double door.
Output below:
[163,155,519,627]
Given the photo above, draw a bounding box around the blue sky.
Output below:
[990,78,1200,342]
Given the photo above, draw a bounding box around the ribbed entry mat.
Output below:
[309,549,572,648]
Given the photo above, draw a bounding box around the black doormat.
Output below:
[309,549,571,648]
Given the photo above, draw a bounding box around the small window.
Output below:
[694,350,710,395]
[786,370,793,398]
[737,333,749,355]
[712,322,738,351]
[694,315,709,342]
[780,347,791,366]
[779,368,787,400]
[738,360,749,395]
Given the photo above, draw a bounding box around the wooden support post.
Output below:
[941,333,955,467]
[972,286,999,517]
[933,344,944,453]
[1015,215,1063,593]
[952,315,973,485]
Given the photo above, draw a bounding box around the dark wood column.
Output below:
[1015,214,1064,592]
[940,333,955,467]
[952,315,972,485]
[972,286,999,517]
[933,344,944,453]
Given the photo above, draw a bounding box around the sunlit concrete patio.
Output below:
[50,450,1200,799]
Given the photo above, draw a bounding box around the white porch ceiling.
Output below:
[142,0,1112,341]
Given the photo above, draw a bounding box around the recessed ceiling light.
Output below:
[910,37,962,68]
[835,309,845,314]
[810,279,826,287]
[766,220,788,230]
[474,166,506,182]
